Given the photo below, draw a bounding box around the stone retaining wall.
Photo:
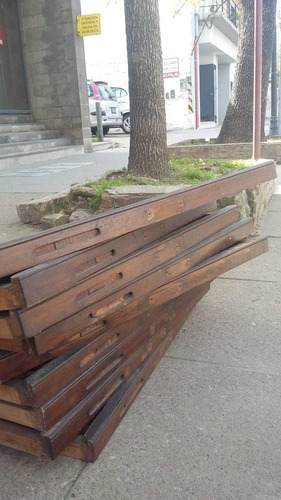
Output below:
[169,142,281,163]
[17,180,275,234]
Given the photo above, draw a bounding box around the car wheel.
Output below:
[91,127,97,135]
[122,113,130,134]
[103,126,110,136]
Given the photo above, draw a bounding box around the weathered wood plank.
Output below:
[0,338,28,352]
[0,282,208,461]
[41,287,206,458]
[0,419,48,457]
[0,313,193,460]
[18,207,243,338]
[0,284,14,310]
[11,203,216,307]
[0,300,175,407]
[0,161,276,277]
[0,400,43,430]
[32,218,254,352]
[0,312,23,340]
[0,326,168,440]
[0,349,52,384]
[0,297,182,407]
[0,295,184,384]
[34,235,267,356]
[0,289,198,433]
[0,379,28,405]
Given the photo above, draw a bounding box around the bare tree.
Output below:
[217,0,277,143]
[124,0,169,179]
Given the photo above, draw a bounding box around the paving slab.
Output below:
[0,446,85,500]
[267,193,281,211]
[65,357,281,500]
[0,223,40,244]
[222,237,281,282]
[168,279,281,374]
[0,193,47,244]
[0,193,49,226]
[261,211,281,238]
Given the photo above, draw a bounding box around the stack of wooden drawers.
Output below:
[0,161,276,461]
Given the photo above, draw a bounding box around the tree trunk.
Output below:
[124,0,169,179]
[217,0,277,144]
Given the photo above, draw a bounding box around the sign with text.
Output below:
[163,58,179,79]
[77,14,101,37]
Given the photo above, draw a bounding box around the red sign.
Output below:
[0,29,3,46]
[163,58,179,79]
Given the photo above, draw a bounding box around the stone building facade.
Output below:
[0,0,92,153]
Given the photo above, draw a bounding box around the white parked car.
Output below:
[88,81,122,135]
[111,86,130,134]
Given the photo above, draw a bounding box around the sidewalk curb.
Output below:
[92,141,115,152]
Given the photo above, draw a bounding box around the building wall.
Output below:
[199,24,237,62]
[19,0,92,152]
[218,64,231,124]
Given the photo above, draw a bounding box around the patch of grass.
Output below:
[85,174,161,210]
[266,136,281,142]
[170,164,215,184]
[82,158,249,211]
[169,157,248,183]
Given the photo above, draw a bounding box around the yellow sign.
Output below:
[77,14,101,37]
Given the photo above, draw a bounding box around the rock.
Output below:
[76,201,88,209]
[70,185,97,198]
[100,185,187,210]
[17,192,69,225]
[41,212,69,230]
[218,191,251,220]
[16,204,31,224]
[217,180,275,234]
[247,179,275,234]
[69,209,93,222]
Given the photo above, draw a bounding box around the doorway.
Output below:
[0,0,29,112]
[200,64,216,122]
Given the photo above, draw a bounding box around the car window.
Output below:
[111,87,119,98]
[96,83,114,101]
[111,87,128,98]
[87,84,94,98]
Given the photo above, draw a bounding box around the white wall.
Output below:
[199,24,237,62]
[218,64,231,124]
[80,0,194,91]
[165,99,193,130]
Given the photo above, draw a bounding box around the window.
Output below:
[87,84,94,98]
[96,83,114,101]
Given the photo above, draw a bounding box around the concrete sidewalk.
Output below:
[0,168,280,500]
[0,126,220,244]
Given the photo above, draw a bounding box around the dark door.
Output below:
[0,0,29,112]
[200,64,216,122]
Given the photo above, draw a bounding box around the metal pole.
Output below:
[269,27,279,136]
[253,0,263,160]
[96,102,104,142]
[194,37,200,129]
[194,13,200,129]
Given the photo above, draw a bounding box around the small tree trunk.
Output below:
[217,0,277,144]
[124,0,169,179]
